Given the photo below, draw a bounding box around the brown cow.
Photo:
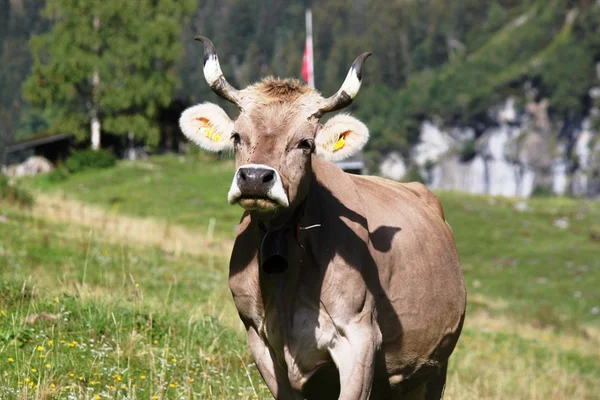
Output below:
[180,37,466,400]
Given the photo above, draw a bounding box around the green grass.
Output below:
[5,154,600,398]
[0,207,270,399]
[443,193,600,329]
[25,154,240,238]
[23,155,600,329]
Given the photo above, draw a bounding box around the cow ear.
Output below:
[315,114,369,162]
[179,103,235,152]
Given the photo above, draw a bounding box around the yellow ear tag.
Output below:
[197,118,220,142]
[333,135,346,151]
[202,126,217,141]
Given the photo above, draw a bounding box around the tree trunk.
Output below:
[90,108,101,151]
[90,70,101,150]
[91,16,101,150]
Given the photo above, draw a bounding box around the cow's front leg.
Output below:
[328,325,380,400]
[246,327,303,400]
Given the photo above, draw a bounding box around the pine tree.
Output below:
[23,0,195,149]
[0,0,46,164]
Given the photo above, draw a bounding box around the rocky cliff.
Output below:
[380,78,600,199]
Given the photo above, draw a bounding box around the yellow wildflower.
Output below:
[25,378,30,383]
[37,345,44,351]
[114,374,122,382]
[51,383,56,388]
[7,357,14,363]
[188,378,195,383]
[95,395,101,400]
[169,383,176,388]
[69,373,75,377]
[39,354,45,358]
[140,375,146,380]
[53,297,59,302]
[47,340,54,347]
[45,363,51,369]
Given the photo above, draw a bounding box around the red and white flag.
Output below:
[302,9,314,87]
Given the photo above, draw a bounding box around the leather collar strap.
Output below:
[257,198,307,240]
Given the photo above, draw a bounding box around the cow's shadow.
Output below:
[230,178,404,399]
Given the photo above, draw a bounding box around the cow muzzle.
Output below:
[228,164,289,211]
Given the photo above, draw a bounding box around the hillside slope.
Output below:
[2,155,599,398]
[24,156,600,327]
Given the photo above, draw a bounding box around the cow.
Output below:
[179,36,466,400]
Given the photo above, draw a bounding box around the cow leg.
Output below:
[328,327,378,400]
[246,327,303,400]
[424,362,448,400]
[394,363,448,400]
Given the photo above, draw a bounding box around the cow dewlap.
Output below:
[179,103,234,152]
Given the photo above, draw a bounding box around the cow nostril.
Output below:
[238,169,247,181]
[262,170,274,184]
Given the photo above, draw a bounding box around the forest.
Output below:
[1,0,599,164]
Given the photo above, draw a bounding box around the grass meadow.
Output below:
[1,154,599,399]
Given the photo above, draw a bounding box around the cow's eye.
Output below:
[297,139,314,152]
[231,132,241,146]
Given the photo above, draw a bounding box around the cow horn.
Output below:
[317,52,372,116]
[194,36,241,107]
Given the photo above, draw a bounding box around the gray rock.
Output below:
[4,156,54,177]
[379,152,406,181]
[402,96,599,199]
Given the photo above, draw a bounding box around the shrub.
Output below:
[0,175,34,208]
[531,186,555,198]
[403,165,426,184]
[64,149,117,174]
[46,166,70,183]
[459,139,478,163]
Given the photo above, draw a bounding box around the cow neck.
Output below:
[257,196,307,239]
[256,197,308,274]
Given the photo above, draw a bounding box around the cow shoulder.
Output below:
[401,182,446,221]
[348,175,446,222]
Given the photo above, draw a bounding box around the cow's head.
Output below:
[180,37,370,221]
